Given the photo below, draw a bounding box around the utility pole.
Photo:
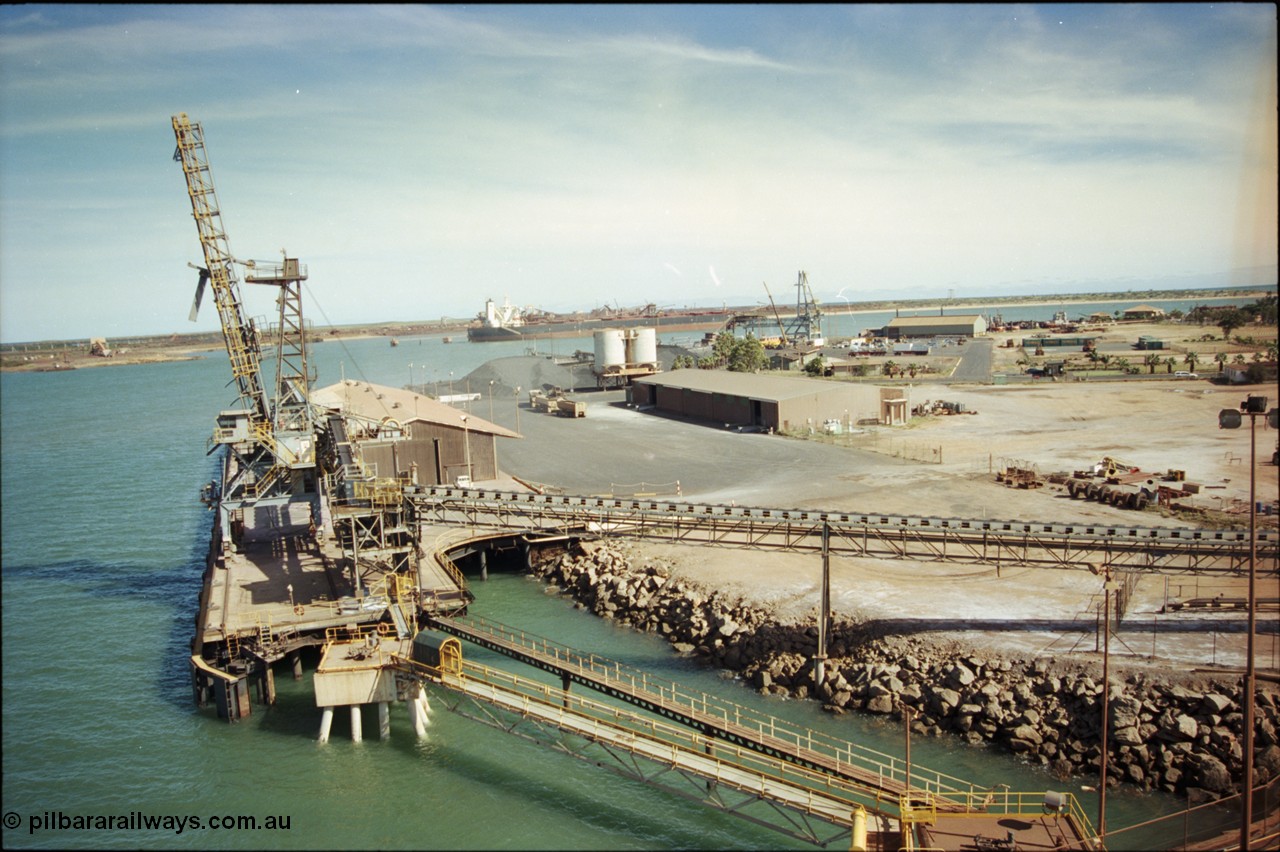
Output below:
[903,704,914,803]
[1089,562,1114,841]
[814,522,830,685]
[1218,395,1275,851]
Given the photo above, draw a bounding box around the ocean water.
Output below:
[0,313,1250,849]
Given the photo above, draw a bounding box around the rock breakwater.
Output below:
[530,540,1280,803]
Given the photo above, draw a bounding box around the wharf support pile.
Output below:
[530,540,1280,807]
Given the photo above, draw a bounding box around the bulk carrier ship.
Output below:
[467,296,733,342]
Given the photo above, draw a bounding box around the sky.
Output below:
[0,4,1275,343]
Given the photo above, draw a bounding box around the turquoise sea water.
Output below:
[1,299,1252,849]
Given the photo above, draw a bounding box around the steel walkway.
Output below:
[427,613,975,805]
[388,631,1099,850]
[408,485,1277,575]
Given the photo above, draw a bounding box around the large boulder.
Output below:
[1186,754,1233,794]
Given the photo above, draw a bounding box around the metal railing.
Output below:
[437,612,983,801]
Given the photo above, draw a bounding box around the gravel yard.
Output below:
[481,357,1278,677]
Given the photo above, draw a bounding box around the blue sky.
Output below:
[0,4,1275,342]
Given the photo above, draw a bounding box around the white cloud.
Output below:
[0,4,1274,341]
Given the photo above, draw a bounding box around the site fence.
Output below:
[609,481,682,498]
[796,430,945,465]
[1100,777,1280,850]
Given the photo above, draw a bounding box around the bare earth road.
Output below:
[494,375,1279,675]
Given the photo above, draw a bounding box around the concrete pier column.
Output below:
[480,549,488,581]
[260,664,276,705]
[407,691,420,737]
[409,684,428,738]
[290,651,303,681]
[350,705,363,743]
[378,702,390,740]
[318,707,334,743]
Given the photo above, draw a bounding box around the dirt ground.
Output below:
[621,359,1279,678]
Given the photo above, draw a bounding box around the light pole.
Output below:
[1218,394,1276,851]
[814,522,830,685]
[902,703,914,805]
[514,386,522,433]
[488,380,495,421]
[460,414,472,483]
[1088,562,1114,841]
[408,362,413,391]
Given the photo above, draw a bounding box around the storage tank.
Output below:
[594,329,626,370]
[631,327,658,366]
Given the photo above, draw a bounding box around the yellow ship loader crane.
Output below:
[763,281,789,347]
[172,113,313,507]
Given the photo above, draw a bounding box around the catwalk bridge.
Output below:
[408,485,1277,576]
[374,615,1100,850]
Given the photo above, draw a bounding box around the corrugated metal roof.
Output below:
[311,380,520,438]
[885,314,984,328]
[634,369,850,402]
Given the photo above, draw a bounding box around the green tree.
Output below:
[1113,357,1131,374]
[906,362,920,378]
[803,355,825,376]
[1183,352,1200,372]
[883,359,898,378]
[1233,353,1247,365]
[1143,353,1160,374]
[1217,308,1249,341]
[727,336,766,373]
[712,331,737,365]
[1163,356,1177,373]
[1245,294,1277,325]
[1214,352,1228,373]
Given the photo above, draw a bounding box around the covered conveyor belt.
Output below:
[410,486,1278,575]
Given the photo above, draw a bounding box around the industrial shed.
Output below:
[883,314,987,339]
[1122,304,1166,320]
[311,380,519,485]
[628,370,909,431]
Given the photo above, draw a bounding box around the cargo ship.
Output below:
[467,296,734,342]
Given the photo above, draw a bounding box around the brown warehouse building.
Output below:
[882,314,987,339]
[628,370,910,432]
[311,380,519,486]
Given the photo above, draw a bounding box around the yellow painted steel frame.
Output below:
[899,789,1098,851]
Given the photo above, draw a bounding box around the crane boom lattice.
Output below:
[171,113,271,427]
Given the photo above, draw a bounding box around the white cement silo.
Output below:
[594,329,626,371]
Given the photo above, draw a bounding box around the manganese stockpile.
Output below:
[531,540,1280,804]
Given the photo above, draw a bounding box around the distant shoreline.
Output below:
[816,290,1271,317]
[1,286,1270,368]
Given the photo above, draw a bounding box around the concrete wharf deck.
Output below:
[198,507,471,658]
